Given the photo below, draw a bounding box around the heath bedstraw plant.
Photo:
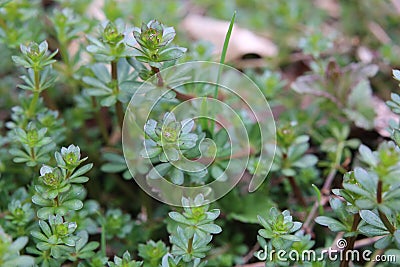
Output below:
[166,194,222,265]
[0,226,34,266]
[2,1,400,266]
[142,112,207,185]
[315,71,400,267]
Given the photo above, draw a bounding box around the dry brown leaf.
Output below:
[181,14,278,61]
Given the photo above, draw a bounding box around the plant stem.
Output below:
[58,39,78,95]
[288,176,307,207]
[0,17,6,29]
[339,213,361,267]
[91,96,109,144]
[30,147,36,161]
[187,236,194,254]
[28,67,58,114]
[58,40,71,71]
[151,66,163,86]
[377,180,383,204]
[377,180,396,234]
[303,140,345,232]
[101,222,107,256]
[379,209,396,234]
[41,90,58,110]
[322,141,344,193]
[150,66,228,103]
[28,69,41,118]
[111,60,124,129]
[282,151,307,207]
[303,170,340,232]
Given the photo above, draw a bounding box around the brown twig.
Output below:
[302,166,338,232]
[302,195,329,234]
[321,166,339,194]
[41,90,58,110]
[354,236,384,249]
[241,243,260,265]
[377,180,396,234]
[91,97,110,144]
[303,138,344,233]
[288,176,307,207]
[340,214,361,267]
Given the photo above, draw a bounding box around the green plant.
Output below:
[108,251,142,267]
[314,72,400,267]
[2,1,400,267]
[0,226,34,266]
[168,194,222,262]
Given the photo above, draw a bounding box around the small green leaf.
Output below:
[169,212,188,224]
[62,199,83,210]
[359,144,377,167]
[360,210,385,228]
[198,223,222,234]
[71,163,93,178]
[39,220,52,237]
[37,207,55,220]
[315,216,347,232]
[170,167,184,185]
[148,163,171,179]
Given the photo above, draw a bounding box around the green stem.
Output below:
[28,69,41,118]
[111,60,124,129]
[101,221,107,256]
[58,39,77,94]
[58,39,71,70]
